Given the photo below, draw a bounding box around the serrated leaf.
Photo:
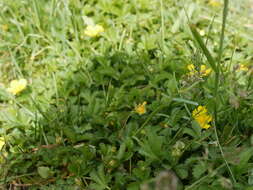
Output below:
[175,165,188,179]
[138,129,165,161]
[193,162,207,179]
[90,165,110,190]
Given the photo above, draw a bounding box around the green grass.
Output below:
[1,0,253,189]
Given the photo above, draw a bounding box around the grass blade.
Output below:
[190,24,217,72]
[212,0,236,184]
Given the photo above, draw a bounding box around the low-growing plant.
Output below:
[1,0,253,189]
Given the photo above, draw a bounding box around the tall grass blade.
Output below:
[213,0,236,184]
[189,24,217,72]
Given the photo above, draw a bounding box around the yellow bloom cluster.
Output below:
[187,64,195,75]
[238,64,249,72]
[192,106,212,129]
[84,24,104,37]
[187,64,212,77]
[135,101,147,115]
[7,79,27,95]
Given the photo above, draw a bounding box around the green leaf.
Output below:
[37,166,51,179]
[249,169,253,185]
[193,162,207,179]
[175,165,189,179]
[138,129,165,161]
[90,165,110,190]
[172,98,199,106]
[250,135,253,146]
[183,128,197,138]
[127,182,140,190]
[117,142,126,160]
[192,121,202,138]
[236,148,253,172]
[63,127,77,142]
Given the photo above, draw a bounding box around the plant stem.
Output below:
[160,0,165,52]
[213,0,236,183]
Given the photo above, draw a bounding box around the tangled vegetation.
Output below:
[1,0,253,189]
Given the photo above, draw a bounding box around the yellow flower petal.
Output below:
[0,137,5,150]
[202,123,212,129]
[192,106,212,129]
[200,65,206,71]
[187,64,197,76]
[7,78,27,95]
[199,30,205,36]
[204,68,212,76]
[84,24,104,37]
[187,64,195,72]
[238,64,249,72]
[192,106,207,117]
[200,65,212,76]
[135,101,147,115]
[209,0,221,7]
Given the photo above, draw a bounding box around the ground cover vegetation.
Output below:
[1,0,253,189]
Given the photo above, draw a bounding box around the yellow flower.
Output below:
[200,65,212,76]
[187,64,211,77]
[195,114,212,129]
[192,105,207,116]
[1,24,8,31]
[192,106,212,129]
[209,0,221,7]
[187,64,196,76]
[135,101,147,115]
[0,137,5,150]
[84,24,104,37]
[7,78,27,95]
[238,64,249,72]
[199,30,205,36]
[187,64,195,71]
